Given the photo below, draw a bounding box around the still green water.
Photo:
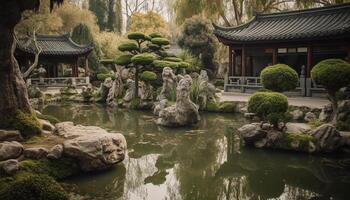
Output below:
[42,104,350,200]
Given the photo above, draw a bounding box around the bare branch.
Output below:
[22,29,42,79]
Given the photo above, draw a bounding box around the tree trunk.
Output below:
[328,92,338,125]
[134,66,139,98]
[0,24,32,120]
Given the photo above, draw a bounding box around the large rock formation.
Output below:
[123,79,136,103]
[54,122,127,171]
[198,70,217,108]
[157,67,177,101]
[237,122,348,153]
[98,77,114,103]
[156,75,200,127]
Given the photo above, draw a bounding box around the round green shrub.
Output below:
[164,57,182,62]
[178,61,190,68]
[131,53,155,65]
[151,37,170,46]
[118,42,139,52]
[0,111,41,138]
[141,71,157,82]
[0,173,69,200]
[147,43,161,51]
[311,59,350,91]
[153,60,179,69]
[149,32,163,38]
[261,64,299,92]
[115,54,133,66]
[248,92,288,118]
[127,32,146,40]
[97,73,114,81]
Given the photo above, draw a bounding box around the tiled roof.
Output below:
[16,34,93,56]
[214,3,350,43]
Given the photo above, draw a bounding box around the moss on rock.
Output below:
[205,101,237,113]
[0,111,41,138]
[276,132,317,152]
[36,113,60,124]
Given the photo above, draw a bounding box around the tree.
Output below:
[260,64,299,92]
[21,30,42,79]
[115,0,123,33]
[178,16,218,79]
[311,59,350,125]
[71,23,100,72]
[129,11,170,36]
[0,0,64,121]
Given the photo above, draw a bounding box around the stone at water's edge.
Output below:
[0,159,19,175]
[0,141,23,161]
[47,144,63,160]
[55,122,127,171]
[24,147,49,159]
[0,130,23,142]
[310,124,347,152]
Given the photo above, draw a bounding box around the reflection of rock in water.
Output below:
[66,164,126,200]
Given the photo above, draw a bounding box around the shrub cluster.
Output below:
[248,92,288,119]
[261,64,299,92]
[141,71,157,82]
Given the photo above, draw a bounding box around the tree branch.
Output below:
[22,29,42,79]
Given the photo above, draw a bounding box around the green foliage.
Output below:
[178,62,190,68]
[248,92,289,119]
[164,57,182,62]
[149,32,163,38]
[267,113,291,128]
[115,54,133,65]
[96,66,110,74]
[118,42,139,52]
[151,37,170,46]
[0,111,41,138]
[190,78,201,104]
[130,98,141,109]
[178,16,217,78]
[177,50,202,71]
[36,113,60,124]
[153,60,179,69]
[131,53,155,65]
[147,43,161,51]
[261,64,299,92]
[128,32,146,40]
[97,73,115,81]
[20,158,80,180]
[311,59,350,92]
[0,172,69,200]
[308,119,324,128]
[205,101,237,113]
[276,133,316,152]
[141,71,157,82]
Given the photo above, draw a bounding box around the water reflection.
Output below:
[42,104,350,200]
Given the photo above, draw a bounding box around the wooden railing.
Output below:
[27,77,90,87]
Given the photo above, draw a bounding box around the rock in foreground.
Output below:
[55,122,127,171]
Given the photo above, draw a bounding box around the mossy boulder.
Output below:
[261,64,299,92]
[131,53,155,65]
[127,32,146,40]
[275,132,317,152]
[115,54,133,66]
[311,59,350,91]
[248,92,288,119]
[141,71,157,82]
[0,172,69,200]
[153,60,179,69]
[151,37,170,46]
[149,32,163,38]
[164,57,182,62]
[205,101,237,113]
[118,42,139,52]
[36,113,60,124]
[0,111,41,138]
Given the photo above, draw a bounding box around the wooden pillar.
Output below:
[73,59,79,77]
[85,56,89,77]
[242,46,246,76]
[272,48,277,65]
[307,47,312,77]
[228,46,233,76]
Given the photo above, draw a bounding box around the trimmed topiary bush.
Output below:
[153,60,179,69]
[149,32,163,38]
[131,53,155,66]
[118,42,139,52]
[0,111,41,138]
[261,64,299,92]
[97,73,115,81]
[248,92,289,119]
[115,54,133,66]
[147,43,161,51]
[141,71,157,82]
[151,37,170,46]
[178,61,190,69]
[311,59,350,124]
[0,172,69,200]
[164,57,182,62]
[128,32,146,40]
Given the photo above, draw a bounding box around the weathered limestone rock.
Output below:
[81,84,94,102]
[304,112,317,122]
[285,123,311,134]
[140,81,154,101]
[290,109,304,120]
[244,113,256,119]
[310,124,346,152]
[0,159,19,175]
[106,71,124,107]
[98,77,114,103]
[24,147,49,159]
[123,79,136,103]
[0,142,23,161]
[237,124,260,135]
[319,104,332,122]
[39,119,55,132]
[153,99,168,116]
[198,70,217,108]
[158,67,177,100]
[47,144,63,160]
[55,122,127,171]
[157,75,200,127]
[338,100,350,121]
[0,130,23,142]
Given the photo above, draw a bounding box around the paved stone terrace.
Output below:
[218,92,329,109]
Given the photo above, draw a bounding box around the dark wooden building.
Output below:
[16,34,93,78]
[214,3,350,96]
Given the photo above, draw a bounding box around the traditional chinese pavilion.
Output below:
[16,34,93,78]
[214,3,350,96]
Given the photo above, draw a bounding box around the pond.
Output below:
[41,104,350,200]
